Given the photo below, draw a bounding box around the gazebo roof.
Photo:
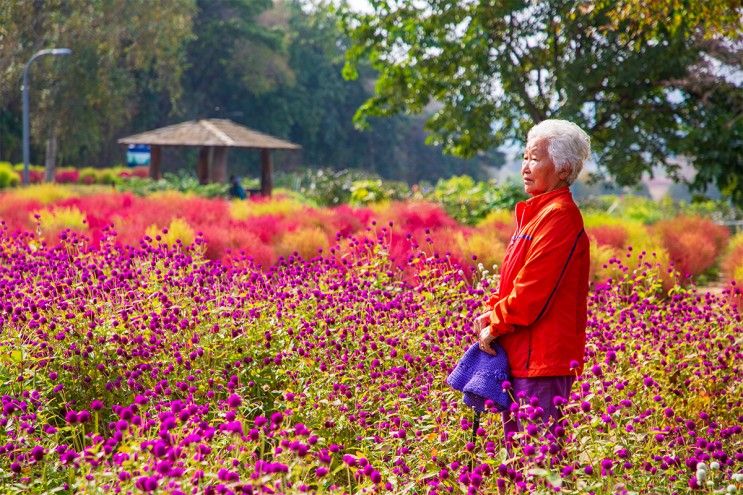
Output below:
[118,119,301,150]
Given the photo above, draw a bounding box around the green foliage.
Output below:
[0,162,20,189]
[181,0,496,183]
[597,0,742,40]
[339,0,743,205]
[431,176,528,225]
[276,168,383,206]
[581,194,742,225]
[349,179,409,206]
[115,170,237,198]
[681,80,743,207]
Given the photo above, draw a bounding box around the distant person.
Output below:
[229,175,246,200]
[474,119,591,446]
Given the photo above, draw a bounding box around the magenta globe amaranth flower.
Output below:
[135,476,158,492]
[227,393,242,408]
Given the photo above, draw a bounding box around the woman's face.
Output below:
[521,138,568,196]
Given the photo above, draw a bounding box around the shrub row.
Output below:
[0,162,149,187]
[1,186,741,292]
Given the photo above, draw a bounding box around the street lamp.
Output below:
[21,48,72,185]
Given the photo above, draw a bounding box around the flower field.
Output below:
[1,202,742,494]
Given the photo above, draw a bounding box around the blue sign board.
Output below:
[126,144,151,167]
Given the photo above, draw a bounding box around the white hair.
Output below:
[527,119,591,184]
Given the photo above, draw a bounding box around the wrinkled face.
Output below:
[521,138,568,196]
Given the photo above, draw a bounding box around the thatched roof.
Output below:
[118,119,301,150]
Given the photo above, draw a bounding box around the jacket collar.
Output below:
[515,186,573,230]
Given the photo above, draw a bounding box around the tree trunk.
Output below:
[44,132,58,183]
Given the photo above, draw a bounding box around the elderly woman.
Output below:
[476,119,591,442]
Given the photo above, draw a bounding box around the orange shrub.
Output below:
[653,216,729,279]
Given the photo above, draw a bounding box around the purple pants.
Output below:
[502,376,574,441]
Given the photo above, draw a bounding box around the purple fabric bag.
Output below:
[447,341,512,412]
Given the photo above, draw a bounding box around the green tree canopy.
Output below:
[0,0,504,183]
[0,0,195,165]
[340,0,743,204]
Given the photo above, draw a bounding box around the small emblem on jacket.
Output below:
[511,233,533,242]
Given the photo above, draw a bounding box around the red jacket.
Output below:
[488,187,589,378]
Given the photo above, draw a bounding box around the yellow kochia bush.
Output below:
[455,231,506,275]
[145,218,196,247]
[230,197,306,220]
[12,184,78,204]
[276,227,329,259]
[33,206,88,236]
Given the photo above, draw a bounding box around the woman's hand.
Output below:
[473,311,491,333]
[478,326,498,355]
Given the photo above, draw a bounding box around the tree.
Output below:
[180,0,497,182]
[0,1,195,168]
[339,0,743,203]
[181,0,294,122]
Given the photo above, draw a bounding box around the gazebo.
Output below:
[117,119,301,196]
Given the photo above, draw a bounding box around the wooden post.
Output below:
[197,147,209,184]
[260,149,273,197]
[209,146,228,183]
[149,145,162,180]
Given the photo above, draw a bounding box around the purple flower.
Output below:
[135,476,158,492]
[227,394,242,408]
[600,458,614,476]
[30,446,45,461]
[65,410,78,424]
[76,410,91,423]
[270,411,284,426]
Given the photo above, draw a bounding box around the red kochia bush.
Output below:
[385,201,458,232]
[118,167,149,179]
[653,215,729,278]
[54,169,80,184]
[327,204,373,238]
[587,225,628,250]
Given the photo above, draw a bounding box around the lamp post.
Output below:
[21,48,71,185]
